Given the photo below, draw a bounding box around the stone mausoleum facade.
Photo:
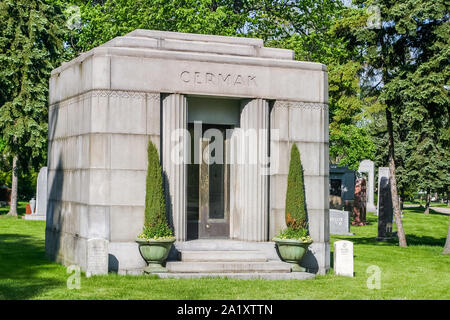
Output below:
[45,30,330,275]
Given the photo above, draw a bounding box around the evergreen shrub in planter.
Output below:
[136,140,175,273]
[273,144,313,272]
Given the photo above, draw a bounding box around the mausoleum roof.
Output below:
[101,29,294,60]
[53,30,326,76]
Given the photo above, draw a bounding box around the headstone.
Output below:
[35,167,47,217]
[334,240,354,277]
[86,238,109,277]
[330,209,354,235]
[30,198,36,213]
[376,167,390,216]
[352,178,367,226]
[377,176,394,241]
[358,160,376,212]
[26,167,47,221]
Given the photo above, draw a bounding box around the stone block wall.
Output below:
[46,89,161,272]
[270,101,329,274]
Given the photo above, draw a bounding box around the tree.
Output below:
[444,217,450,254]
[142,140,172,238]
[0,0,67,215]
[285,144,307,230]
[346,0,449,247]
[70,0,251,53]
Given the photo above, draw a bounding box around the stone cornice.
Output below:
[274,101,328,111]
[50,89,160,108]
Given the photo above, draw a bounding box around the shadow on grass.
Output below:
[0,233,64,300]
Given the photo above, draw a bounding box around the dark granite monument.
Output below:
[377,176,394,240]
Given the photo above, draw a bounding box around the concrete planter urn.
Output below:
[136,238,175,273]
[273,238,312,272]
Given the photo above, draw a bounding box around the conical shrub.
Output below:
[142,140,173,238]
[285,143,307,231]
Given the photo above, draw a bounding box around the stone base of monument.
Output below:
[376,232,397,242]
[144,263,169,274]
[142,240,317,280]
[24,214,46,221]
[154,272,315,280]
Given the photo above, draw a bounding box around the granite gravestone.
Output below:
[352,178,367,226]
[333,240,353,277]
[377,176,394,241]
[330,209,354,235]
[86,238,109,277]
[376,167,390,216]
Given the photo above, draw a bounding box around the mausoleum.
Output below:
[45,30,329,276]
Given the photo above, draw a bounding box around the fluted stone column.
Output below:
[238,99,269,241]
[162,94,187,241]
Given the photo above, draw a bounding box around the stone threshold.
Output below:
[154,272,316,280]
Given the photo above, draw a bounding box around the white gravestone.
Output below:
[25,167,47,220]
[334,240,354,277]
[86,238,109,277]
[358,160,376,212]
[35,167,47,216]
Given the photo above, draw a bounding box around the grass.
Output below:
[0,207,449,300]
[0,201,27,216]
[404,201,450,209]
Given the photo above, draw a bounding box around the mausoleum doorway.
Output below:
[186,96,240,240]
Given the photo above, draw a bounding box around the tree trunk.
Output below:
[7,155,18,216]
[424,190,431,214]
[386,108,407,247]
[443,216,450,254]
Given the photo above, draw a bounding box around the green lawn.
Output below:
[404,201,450,209]
[0,208,449,300]
[0,201,27,216]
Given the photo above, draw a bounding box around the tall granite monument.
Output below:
[358,159,376,212]
[377,176,394,241]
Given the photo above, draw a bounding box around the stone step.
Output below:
[166,261,291,273]
[155,272,315,280]
[181,250,267,262]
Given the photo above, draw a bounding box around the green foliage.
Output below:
[285,144,307,233]
[348,0,450,198]
[140,140,173,239]
[0,0,67,168]
[330,124,376,171]
[276,227,313,243]
[138,224,173,240]
[71,0,251,53]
